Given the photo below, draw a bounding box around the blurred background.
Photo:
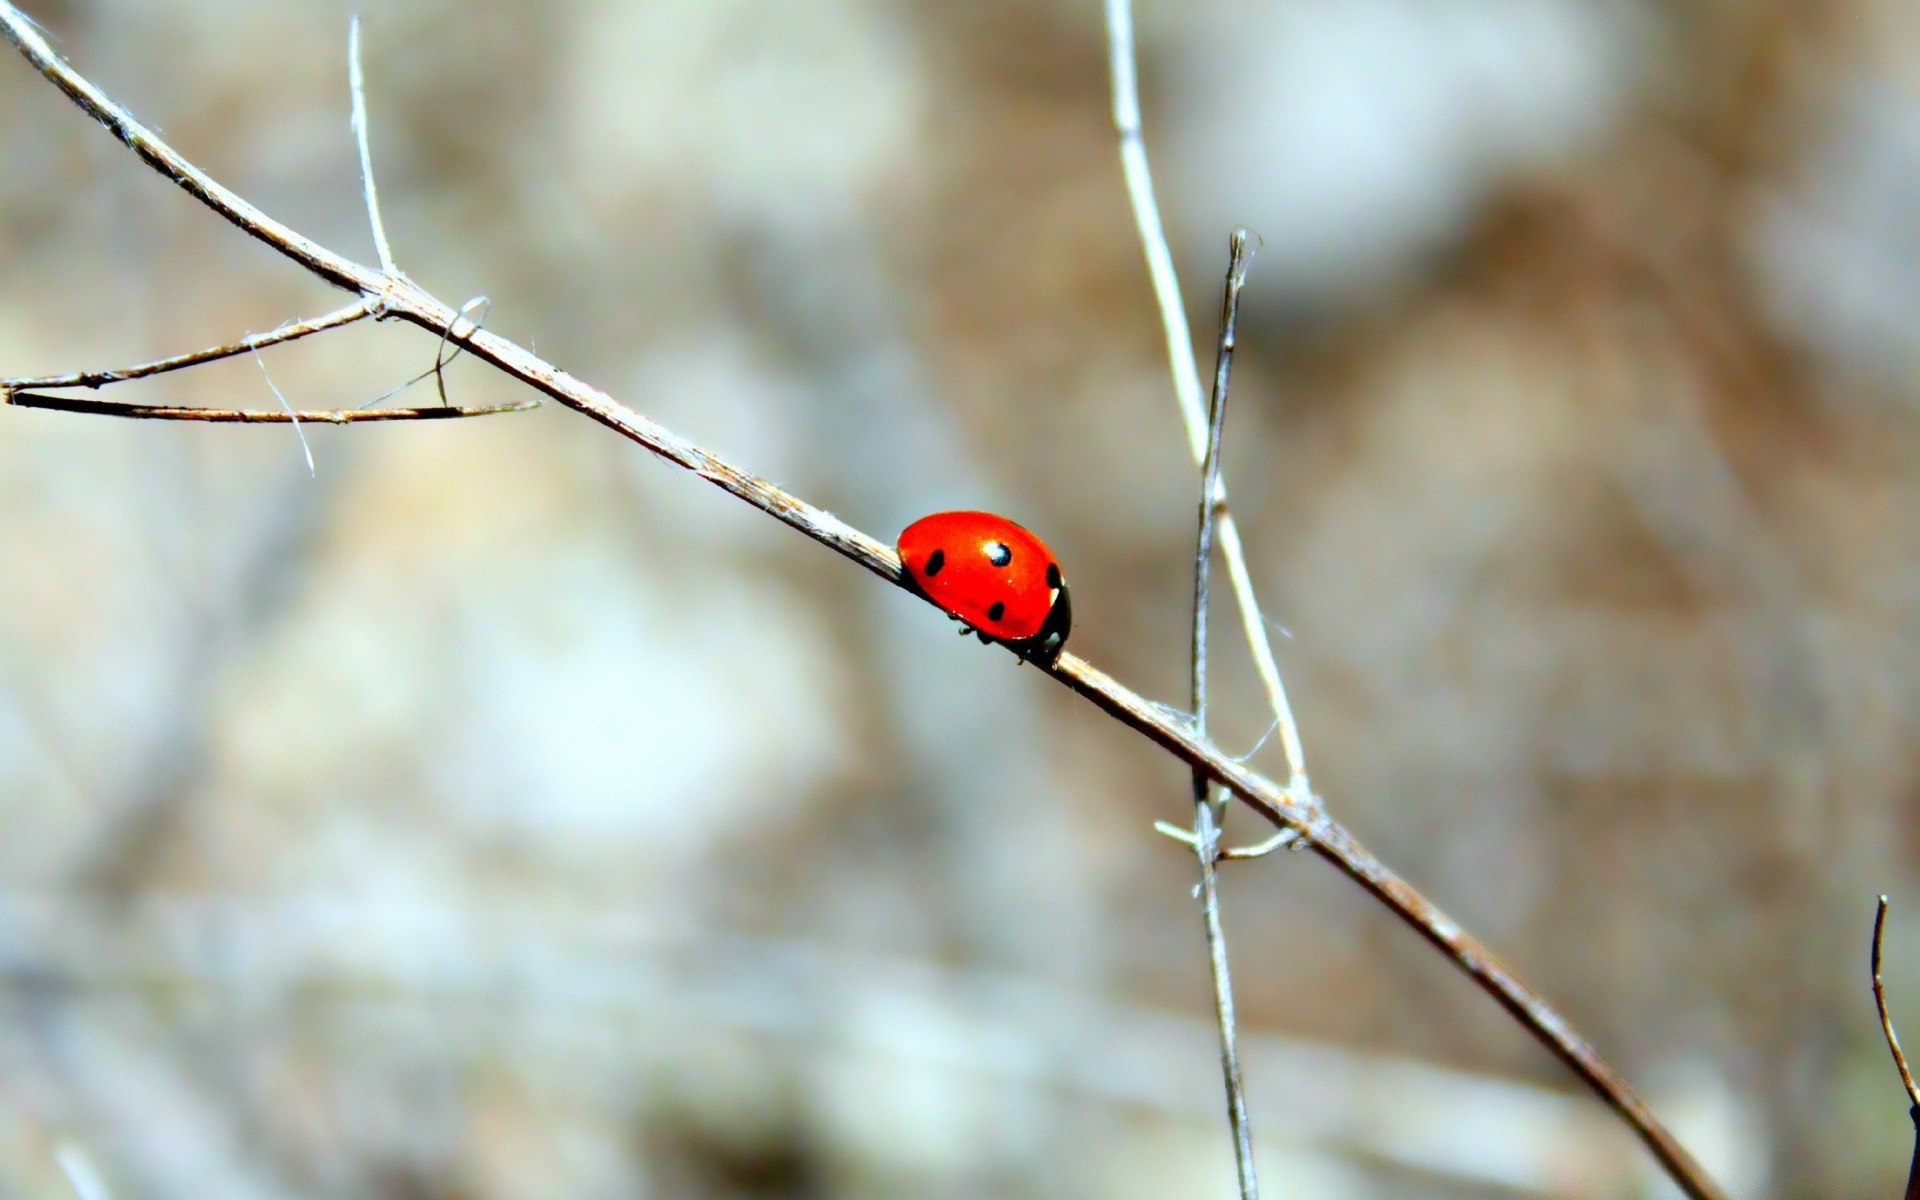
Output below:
[0,0,1916,1195]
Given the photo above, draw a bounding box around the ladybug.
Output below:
[897,510,1071,661]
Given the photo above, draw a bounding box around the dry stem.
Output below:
[1874,897,1920,1110]
[1104,0,1312,814]
[0,299,376,392]
[0,9,1726,1199]
[6,392,538,422]
[348,15,396,276]
[1190,229,1261,1198]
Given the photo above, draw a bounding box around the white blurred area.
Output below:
[1167,0,1637,307]
[2,0,1919,1197]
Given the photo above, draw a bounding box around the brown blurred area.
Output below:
[3,0,1920,1195]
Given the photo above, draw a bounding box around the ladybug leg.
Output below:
[975,630,992,645]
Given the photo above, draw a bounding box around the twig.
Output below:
[6,392,540,422]
[1101,4,1716,1195]
[1874,897,1920,1200]
[0,298,377,392]
[348,15,396,275]
[0,11,1729,1199]
[1874,897,1920,1110]
[1189,229,1260,1199]
[1104,0,1312,813]
[1219,831,1293,862]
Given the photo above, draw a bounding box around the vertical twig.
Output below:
[1871,897,1920,1200]
[1104,0,1314,816]
[348,15,396,276]
[1191,230,1260,1200]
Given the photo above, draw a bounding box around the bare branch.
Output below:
[1103,0,1313,812]
[6,392,539,423]
[348,15,396,275]
[0,10,1728,1198]
[1189,228,1261,1199]
[0,298,377,393]
[1873,898,1920,1200]
[1874,897,1920,1109]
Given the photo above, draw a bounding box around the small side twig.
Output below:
[1219,830,1293,862]
[1189,229,1260,1199]
[0,298,377,393]
[1872,897,1920,1200]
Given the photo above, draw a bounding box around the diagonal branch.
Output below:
[0,294,531,424]
[0,9,1727,1199]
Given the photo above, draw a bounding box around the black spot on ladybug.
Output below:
[985,541,1011,567]
[923,548,945,576]
[987,600,1006,622]
[1045,562,1062,588]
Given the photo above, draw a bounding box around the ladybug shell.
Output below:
[897,511,1070,652]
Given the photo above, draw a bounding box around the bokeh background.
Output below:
[1,0,1917,1196]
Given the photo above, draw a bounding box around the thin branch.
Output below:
[1104,0,1313,812]
[1874,897,1920,1108]
[1190,228,1260,1200]
[6,392,539,422]
[348,15,396,275]
[0,298,377,392]
[0,11,1728,1199]
[1873,898,1920,1200]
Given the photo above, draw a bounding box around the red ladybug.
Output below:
[897,510,1071,660]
